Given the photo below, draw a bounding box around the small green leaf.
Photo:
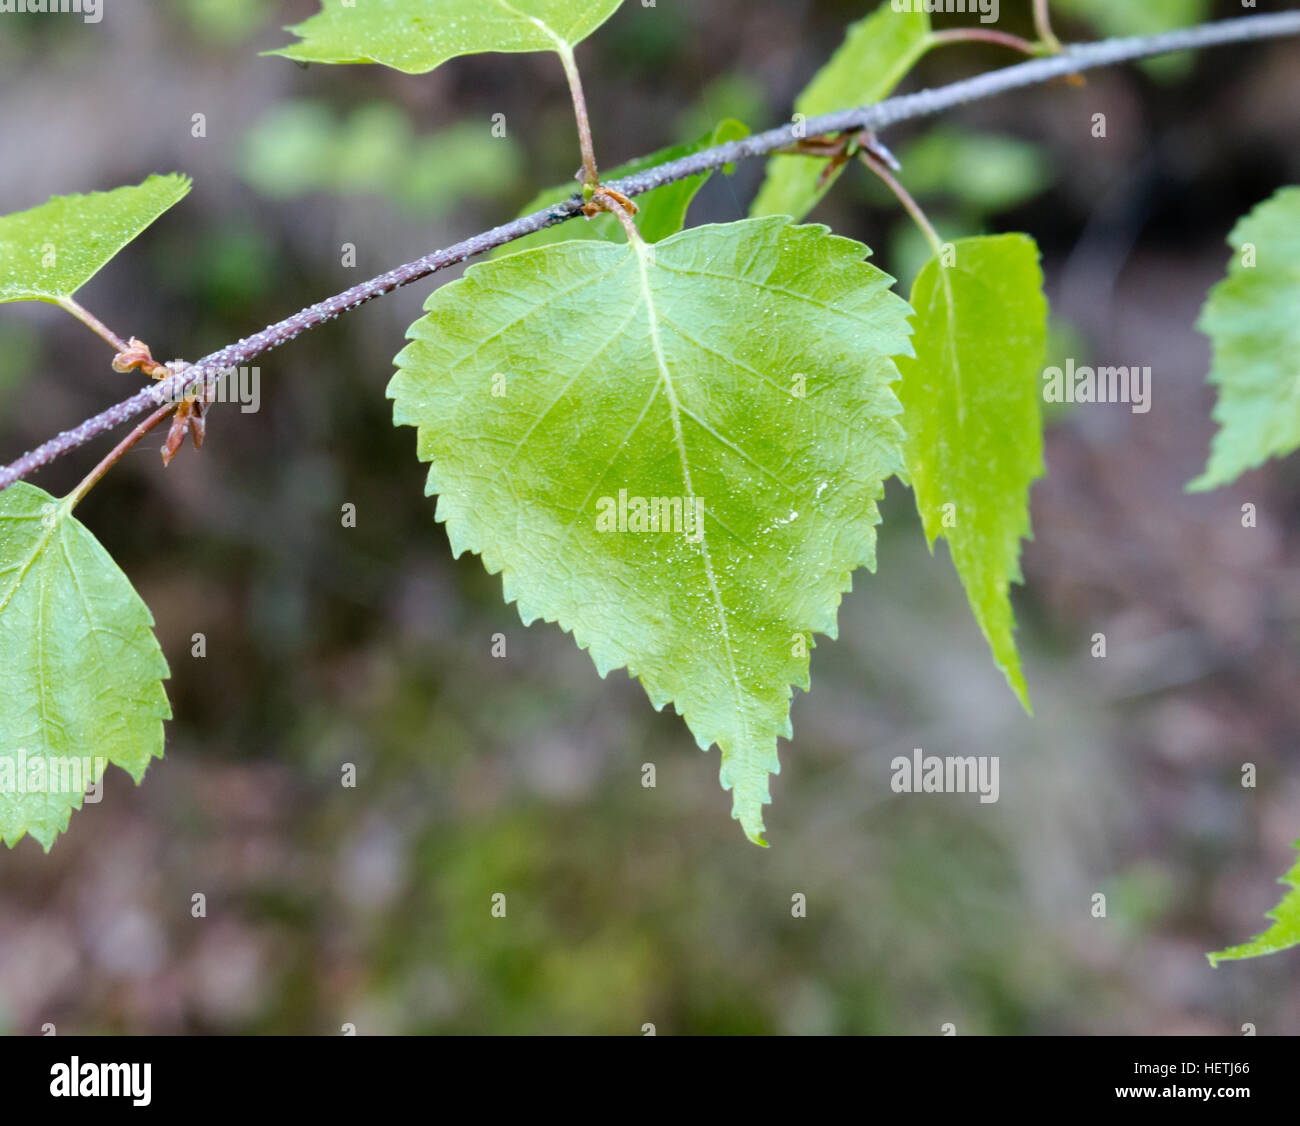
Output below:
[266,0,626,74]
[895,235,1048,711]
[390,217,912,843]
[874,127,1054,216]
[1209,842,1300,965]
[750,2,932,222]
[496,118,749,257]
[0,483,171,850]
[1189,187,1300,492]
[0,174,191,305]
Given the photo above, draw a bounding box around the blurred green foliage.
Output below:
[180,0,270,44]
[891,128,1054,216]
[0,322,37,414]
[240,101,524,217]
[676,73,770,143]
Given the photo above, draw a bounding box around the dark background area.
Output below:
[1,0,1299,1034]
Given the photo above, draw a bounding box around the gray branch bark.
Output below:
[3,10,1299,493]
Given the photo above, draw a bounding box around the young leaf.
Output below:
[895,235,1047,711]
[750,2,932,222]
[495,118,750,257]
[1189,186,1300,492]
[0,174,191,305]
[390,217,912,843]
[266,0,626,74]
[1208,842,1300,965]
[0,483,171,850]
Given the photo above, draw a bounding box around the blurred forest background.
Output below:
[2,0,1300,1034]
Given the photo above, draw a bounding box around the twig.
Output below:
[2,11,1299,494]
[929,28,1043,57]
[857,151,944,259]
[64,403,173,509]
[557,43,600,189]
[56,296,130,353]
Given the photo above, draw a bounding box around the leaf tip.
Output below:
[1010,674,1033,716]
[736,810,769,847]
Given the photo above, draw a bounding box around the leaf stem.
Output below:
[930,28,1044,57]
[857,151,944,259]
[56,296,130,353]
[557,43,600,189]
[65,403,174,510]
[595,193,644,245]
[1034,0,1064,54]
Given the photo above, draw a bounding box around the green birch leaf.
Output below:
[0,174,191,305]
[266,0,626,73]
[0,483,171,851]
[1189,187,1300,492]
[496,118,750,257]
[750,2,932,222]
[390,217,912,843]
[1209,842,1300,964]
[895,235,1047,711]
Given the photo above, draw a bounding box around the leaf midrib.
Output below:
[492,0,566,49]
[632,241,750,752]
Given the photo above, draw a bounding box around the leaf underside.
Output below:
[1190,186,1300,492]
[896,235,1047,711]
[0,173,191,305]
[390,216,913,842]
[266,0,627,73]
[0,484,170,850]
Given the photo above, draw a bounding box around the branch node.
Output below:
[582,185,639,220]
[111,337,172,380]
[156,360,208,467]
